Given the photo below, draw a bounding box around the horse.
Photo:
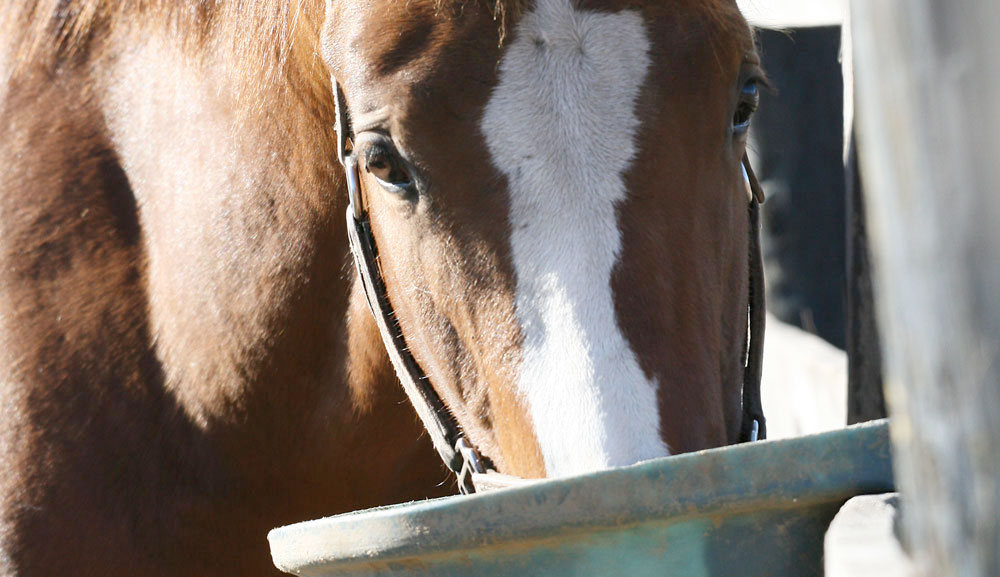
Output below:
[0,1,765,575]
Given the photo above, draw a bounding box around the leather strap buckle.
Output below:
[456,437,485,495]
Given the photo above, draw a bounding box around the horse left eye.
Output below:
[732,80,759,134]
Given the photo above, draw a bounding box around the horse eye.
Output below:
[732,80,759,134]
[363,143,414,194]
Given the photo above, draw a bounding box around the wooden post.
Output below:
[850,2,1000,576]
[844,8,885,424]
[845,130,885,424]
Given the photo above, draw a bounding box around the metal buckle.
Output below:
[455,437,485,495]
[742,162,753,204]
[334,77,363,221]
[345,156,363,221]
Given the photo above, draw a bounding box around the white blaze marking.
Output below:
[481,0,669,477]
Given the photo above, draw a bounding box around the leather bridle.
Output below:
[334,80,766,495]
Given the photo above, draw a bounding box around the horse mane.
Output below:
[1,0,741,86]
[0,0,743,135]
[1,0,529,82]
[483,0,528,44]
[2,1,325,85]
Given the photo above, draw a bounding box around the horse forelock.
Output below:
[0,0,536,67]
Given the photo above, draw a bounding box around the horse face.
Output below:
[323,0,760,478]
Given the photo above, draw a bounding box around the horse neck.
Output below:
[94,30,444,501]
[0,12,447,577]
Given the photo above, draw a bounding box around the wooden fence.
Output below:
[852,2,1000,576]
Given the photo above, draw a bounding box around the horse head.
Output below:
[323,0,763,480]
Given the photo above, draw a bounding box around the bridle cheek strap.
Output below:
[741,155,767,443]
[343,160,491,494]
[337,79,513,494]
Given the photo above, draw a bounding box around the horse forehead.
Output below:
[324,1,493,88]
[326,0,747,112]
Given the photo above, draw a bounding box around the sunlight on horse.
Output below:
[1,1,765,575]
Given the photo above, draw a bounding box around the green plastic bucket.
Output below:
[269,420,893,577]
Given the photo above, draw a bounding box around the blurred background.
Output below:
[733,0,881,439]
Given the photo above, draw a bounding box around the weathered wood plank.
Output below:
[846,131,886,424]
[851,1,1000,575]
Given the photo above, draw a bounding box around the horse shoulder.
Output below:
[0,36,449,576]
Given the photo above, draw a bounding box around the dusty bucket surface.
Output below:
[268,420,892,577]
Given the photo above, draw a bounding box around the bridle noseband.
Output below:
[334,80,765,495]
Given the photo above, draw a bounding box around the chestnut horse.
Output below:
[0,1,764,575]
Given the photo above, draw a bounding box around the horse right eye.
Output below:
[732,80,760,135]
[364,143,414,195]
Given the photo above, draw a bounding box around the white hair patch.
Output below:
[481,0,669,477]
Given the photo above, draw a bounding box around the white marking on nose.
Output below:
[481,0,669,477]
